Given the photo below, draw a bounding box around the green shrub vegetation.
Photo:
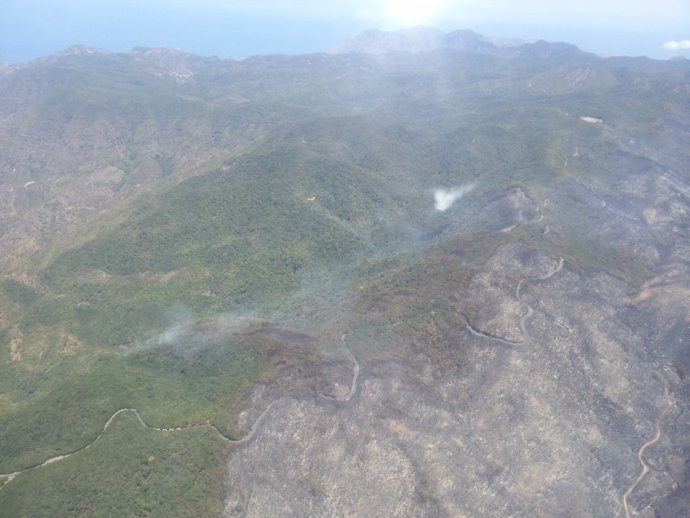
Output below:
[0,411,227,517]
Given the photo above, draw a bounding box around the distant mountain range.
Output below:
[2,26,601,70]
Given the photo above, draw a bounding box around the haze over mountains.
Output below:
[0,28,689,517]
[331,26,553,55]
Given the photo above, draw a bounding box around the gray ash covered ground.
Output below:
[224,177,690,517]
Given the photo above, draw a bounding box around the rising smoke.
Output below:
[433,184,475,211]
[120,306,258,358]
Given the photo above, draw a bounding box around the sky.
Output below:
[1,0,689,62]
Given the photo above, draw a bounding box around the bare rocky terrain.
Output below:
[222,167,690,517]
[224,243,689,517]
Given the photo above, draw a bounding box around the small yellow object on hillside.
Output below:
[306,195,316,202]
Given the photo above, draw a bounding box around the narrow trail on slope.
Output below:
[465,256,563,349]
[318,333,360,402]
[0,332,362,492]
[465,321,525,349]
[622,379,674,518]
[337,333,360,402]
[0,408,232,491]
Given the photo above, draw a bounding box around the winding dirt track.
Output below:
[0,335,361,491]
[464,254,677,517]
[622,380,674,518]
[0,408,230,491]
[465,256,563,349]
[319,333,360,402]
[1,257,565,491]
[465,321,524,347]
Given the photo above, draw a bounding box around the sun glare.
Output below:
[385,0,447,26]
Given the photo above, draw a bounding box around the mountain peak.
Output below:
[330,27,585,59]
[129,46,188,58]
[329,27,514,55]
[330,26,446,54]
[58,44,110,57]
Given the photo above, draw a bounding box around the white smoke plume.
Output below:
[119,306,258,357]
[433,184,475,211]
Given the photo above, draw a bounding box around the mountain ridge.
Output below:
[329,26,533,54]
[6,26,683,68]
